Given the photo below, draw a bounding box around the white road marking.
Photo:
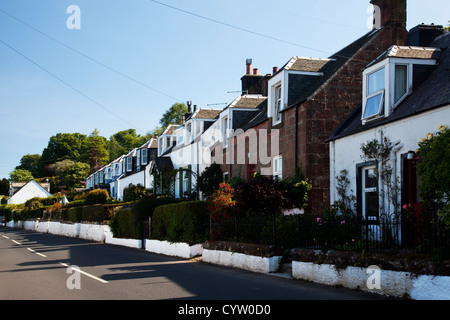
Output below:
[59,262,108,284]
[11,239,21,245]
[2,235,10,239]
[27,247,47,258]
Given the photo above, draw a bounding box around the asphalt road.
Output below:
[0,227,382,305]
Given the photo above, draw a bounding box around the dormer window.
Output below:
[363,67,385,120]
[362,46,439,125]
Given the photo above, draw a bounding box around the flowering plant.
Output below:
[207,183,237,222]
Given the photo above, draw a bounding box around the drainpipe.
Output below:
[391,140,403,213]
[294,104,299,172]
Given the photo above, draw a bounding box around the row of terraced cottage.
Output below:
[86,0,449,227]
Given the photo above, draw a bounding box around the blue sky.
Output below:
[0,0,448,179]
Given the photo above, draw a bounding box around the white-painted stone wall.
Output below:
[145,240,203,259]
[292,260,450,300]
[202,249,281,274]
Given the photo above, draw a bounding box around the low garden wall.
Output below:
[291,249,450,299]
[202,241,282,274]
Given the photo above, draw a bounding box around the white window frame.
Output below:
[126,157,133,172]
[136,150,141,168]
[273,155,282,180]
[183,170,189,195]
[362,66,386,122]
[274,85,282,124]
[222,115,229,148]
[361,165,378,221]
[141,148,148,165]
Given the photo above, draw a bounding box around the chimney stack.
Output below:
[370,0,407,30]
[370,0,408,45]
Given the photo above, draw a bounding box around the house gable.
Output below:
[8,180,52,205]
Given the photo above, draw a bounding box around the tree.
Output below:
[40,132,88,174]
[9,169,34,182]
[197,163,224,198]
[108,129,150,161]
[0,178,10,196]
[159,102,188,128]
[416,125,449,210]
[86,129,109,171]
[47,160,90,189]
[16,154,42,178]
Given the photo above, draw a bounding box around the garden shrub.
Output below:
[109,207,140,239]
[197,163,224,197]
[152,201,209,244]
[132,194,181,220]
[123,184,147,202]
[82,204,112,222]
[108,195,180,239]
[84,189,109,205]
[67,206,83,223]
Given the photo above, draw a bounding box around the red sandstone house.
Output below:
[221,0,409,214]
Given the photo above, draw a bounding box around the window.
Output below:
[273,155,282,180]
[177,131,184,145]
[136,150,141,168]
[141,149,148,165]
[115,163,120,176]
[183,170,190,195]
[186,123,192,142]
[126,157,132,172]
[274,85,282,123]
[363,68,385,120]
[394,65,408,104]
[357,163,378,221]
[222,116,229,148]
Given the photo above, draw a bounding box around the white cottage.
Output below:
[328,27,449,236]
[7,180,52,205]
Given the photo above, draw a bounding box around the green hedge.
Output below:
[108,195,180,239]
[152,201,209,245]
[42,204,118,223]
[108,207,140,239]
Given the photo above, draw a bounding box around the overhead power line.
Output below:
[0,8,182,102]
[148,0,331,55]
[0,38,146,134]
[147,0,371,63]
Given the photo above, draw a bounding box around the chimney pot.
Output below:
[253,68,258,75]
[246,58,252,74]
[273,66,278,75]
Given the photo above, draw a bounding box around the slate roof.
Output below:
[238,29,383,131]
[154,157,174,171]
[286,29,382,109]
[225,95,267,110]
[282,56,331,73]
[191,108,222,120]
[366,45,441,68]
[328,32,450,142]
